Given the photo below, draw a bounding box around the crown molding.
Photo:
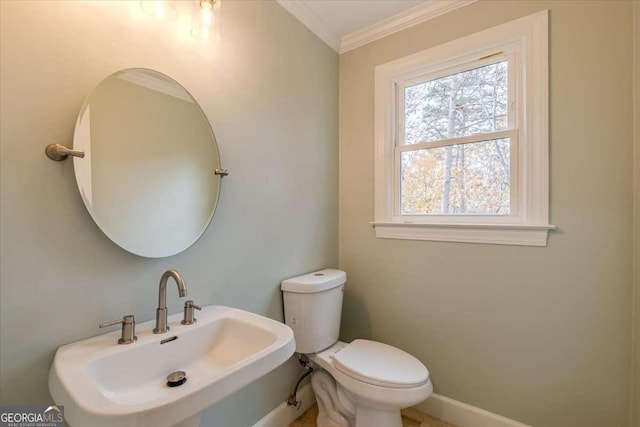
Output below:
[276,0,476,55]
[339,0,477,54]
[275,0,341,52]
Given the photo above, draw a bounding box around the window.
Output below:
[400,58,513,216]
[373,10,554,246]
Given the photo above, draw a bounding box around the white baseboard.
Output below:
[252,385,527,427]
[253,384,316,427]
[416,393,530,427]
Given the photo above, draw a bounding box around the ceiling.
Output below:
[276,0,475,53]
[303,1,424,37]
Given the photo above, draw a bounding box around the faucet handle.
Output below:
[99,315,137,345]
[181,301,201,325]
[188,301,202,310]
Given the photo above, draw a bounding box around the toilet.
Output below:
[281,269,432,427]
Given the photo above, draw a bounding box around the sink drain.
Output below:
[166,371,187,387]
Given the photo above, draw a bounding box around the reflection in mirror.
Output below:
[73,69,221,258]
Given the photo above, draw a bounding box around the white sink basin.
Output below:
[49,306,295,427]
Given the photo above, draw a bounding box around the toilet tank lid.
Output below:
[281,269,346,293]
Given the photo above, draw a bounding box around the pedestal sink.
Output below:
[49,306,295,427]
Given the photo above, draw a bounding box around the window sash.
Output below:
[393,130,518,219]
[396,54,516,148]
[393,52,518,219]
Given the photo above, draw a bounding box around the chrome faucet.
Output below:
[153,269,187,334]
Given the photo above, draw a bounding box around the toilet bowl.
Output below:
[281,269,432,427]
[309,340,432,427]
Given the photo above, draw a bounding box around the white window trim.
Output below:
[372,10,555,246]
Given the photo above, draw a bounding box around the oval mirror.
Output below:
[73,68,222,258]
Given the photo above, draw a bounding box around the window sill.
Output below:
[370,221,556,246]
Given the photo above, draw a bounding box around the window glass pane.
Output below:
[403,61,508,145]
[400,138,510,215]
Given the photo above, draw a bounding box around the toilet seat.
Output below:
[333,340,429,389]
[309,340,433,423]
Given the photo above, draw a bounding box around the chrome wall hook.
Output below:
[214,169,229,177]
[45,144,85,161]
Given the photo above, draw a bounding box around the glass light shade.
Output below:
[191,0,219,42]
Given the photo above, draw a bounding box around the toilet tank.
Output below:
[281,269,346,354]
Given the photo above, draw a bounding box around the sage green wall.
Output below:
[0,1,337,426]
[633,4,640,426]
[338,1,634,426]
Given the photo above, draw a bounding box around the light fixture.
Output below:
[140,0,178,21]
[191,0,218,42]
[200,0,215,10]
